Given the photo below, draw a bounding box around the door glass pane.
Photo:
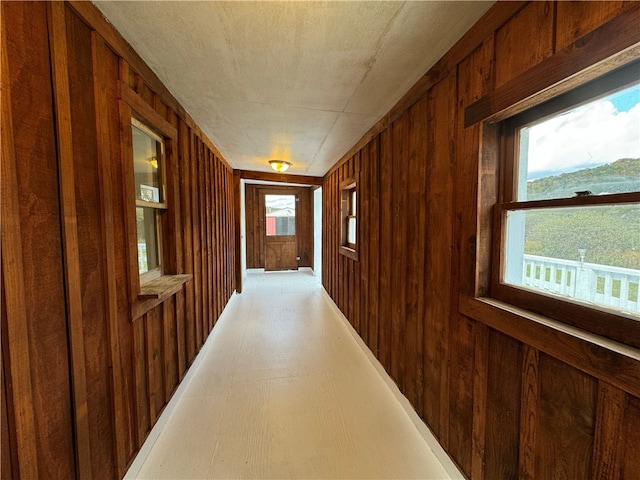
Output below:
[265,195,296,236]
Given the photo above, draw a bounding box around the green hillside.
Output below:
[522,158,640,269]
[527,158,640,200]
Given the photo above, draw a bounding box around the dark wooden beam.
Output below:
[459,297,640,399]
[239,169,323,186]
[464,4,640,127]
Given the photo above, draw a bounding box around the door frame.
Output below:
[261,188,300,271]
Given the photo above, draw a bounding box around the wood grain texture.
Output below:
[461,297,640,400]
[265,239,299,271]
[0,5,39,477]
[378,128,393,374]
[620,396,640,479]
[163,134,182,276]
[119,98,142,306]
[48,2,93,477]
[109,51,139,467]
[1,347,17,478]
[555,0,637,52]
[191,135,203,352]
[390,114,408,390]
[404,99,427,413]
[8,2,78,474]
[3,1,238,475]
[423,75,456,440]
[138,275,192,300]
[234,171,243,293]
[92,30,127,478]
[495,1,554,87]
[177,120,193,373]
[591,381,626,480]
[239,169,323,186]
[449,40,495,478]
[366,138,380,356]
[65,7,117,477]
[518,345,539,480]
[485,329,522,480]
[535,354,596,480]
[470,322,488,480]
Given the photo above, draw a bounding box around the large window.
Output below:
[132,118,167,284]
[493,63,640,344]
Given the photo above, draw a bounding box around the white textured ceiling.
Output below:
[94,1,494,176]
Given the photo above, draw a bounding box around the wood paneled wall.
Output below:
[1,2,236,478]
[322,2,640,479]
[245,184,314,269]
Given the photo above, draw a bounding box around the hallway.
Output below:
[125,270,460,479]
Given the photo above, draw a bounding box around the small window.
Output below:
[132,118,166,284]
[494,63,640,344]
[340,176,358,260]
[347,189,357,247]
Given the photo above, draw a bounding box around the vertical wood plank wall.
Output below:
[322,2,640,479]
[1,2,236,478]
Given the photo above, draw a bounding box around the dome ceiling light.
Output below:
[269,160,292,173]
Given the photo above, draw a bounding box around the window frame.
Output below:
[131,117,168,285]
[118,83,191,315]
[491,62,640,347]
[339,175,359,261]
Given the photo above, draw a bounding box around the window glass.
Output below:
[517,83,640,201]
[136,206,160,274]
[265,195,296,236]
[503,79,640,318]
[348,216,356,245]
[132,117,165,283]
[339,177,358,260]
[504,204,640,315]
[132,120,164,204]
[347,189,356,245]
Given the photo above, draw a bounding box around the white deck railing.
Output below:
[522,254,640,314]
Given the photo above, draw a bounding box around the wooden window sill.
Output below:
[138,274,192,301]
[339,246,358,261]
[459,295,640,398]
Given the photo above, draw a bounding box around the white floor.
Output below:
[124,269,462,480]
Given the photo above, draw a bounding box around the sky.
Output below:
[525,83,640,180]
[265,194,295,210]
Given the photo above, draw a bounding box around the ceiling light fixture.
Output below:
[269,160,292,173]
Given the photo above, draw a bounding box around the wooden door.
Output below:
[264,193,298,271]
